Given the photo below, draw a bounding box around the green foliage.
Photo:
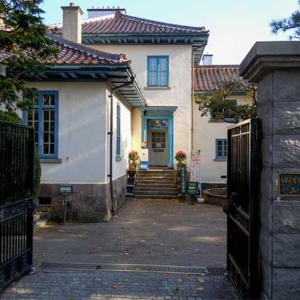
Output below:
[0,110,41,199]
[0,110,21,122]
[195,76,257,123]
[0,0,58,111]
[270,0,300,39]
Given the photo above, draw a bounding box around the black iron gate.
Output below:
[0,121,34,291]
[224,119,262,299]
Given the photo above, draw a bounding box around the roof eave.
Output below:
[26,64,147,108]
[82,33,209,45]
[194,90,247,96]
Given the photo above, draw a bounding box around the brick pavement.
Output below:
[1,270,238,300]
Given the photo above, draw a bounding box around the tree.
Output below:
[195,75,257,123]
[270,0,300,39]
[0,0,58,112]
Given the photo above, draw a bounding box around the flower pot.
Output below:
[129,162,137,170]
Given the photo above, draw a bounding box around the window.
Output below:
[215,139,227,159]
[151,132,166,149]
[25,91,59,159]
[147,56,169,87]
[211,99,237,121]
[116,103,121,156]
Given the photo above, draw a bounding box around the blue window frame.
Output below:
[147,56,169,87]
[215,139,227,159]
[24,91,59,159]
[116,103,121,156]
[211,99,237,121]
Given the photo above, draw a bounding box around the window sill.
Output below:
[213,158,227,162]
[41,158,62,164]
[116,156,122,162]
[144,86,171,90]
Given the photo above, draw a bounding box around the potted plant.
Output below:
[175,150,187,165]
[128,150,140,170]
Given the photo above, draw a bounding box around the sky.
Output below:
[41,0,299,65]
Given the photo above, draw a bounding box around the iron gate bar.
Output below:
[0,121,34,291]
[226,118,262,300]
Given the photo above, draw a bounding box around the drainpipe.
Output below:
[191,46,204,151]
[191,50,195,151]
[108,76,135,217]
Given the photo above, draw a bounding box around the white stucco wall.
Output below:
[27,82,109,184]
[91,44,192,164]
[193,95,253,184]
[131,108,142,151]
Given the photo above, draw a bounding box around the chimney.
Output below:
[61,2,83,44]
[202,54,213,65]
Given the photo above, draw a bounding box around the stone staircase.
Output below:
[134,168,178,199]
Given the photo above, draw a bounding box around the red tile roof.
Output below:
[48,34,127,65]
[194,65,246,91]
[0,33,128,66]
[54,11,208,35]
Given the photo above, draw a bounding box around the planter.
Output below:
[203,188,227,206]
[127,169,137,185]
[129,162,137,171]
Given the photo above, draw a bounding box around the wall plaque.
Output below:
[180,164,186,195]
[278,173,300,197]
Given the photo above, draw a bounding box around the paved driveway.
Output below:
[1,199,239,300]
[33,199,227,267]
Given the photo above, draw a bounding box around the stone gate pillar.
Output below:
[240,42,300,299]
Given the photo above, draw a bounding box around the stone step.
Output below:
[135,190,178,195]
[127,169,179,199]
[134,193,179,199]
[136,183,177,187]
[135,187,178,193]
[138,175,175,180]
[138,170,175,175]
[137,179,175,184]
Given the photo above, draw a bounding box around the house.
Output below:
[13,33,146,222]
[0,3,210,221]
[54,3,209,169]
[193,64,254,188]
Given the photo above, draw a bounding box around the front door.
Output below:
[148,130,168,166]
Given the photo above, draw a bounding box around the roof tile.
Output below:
[194,65,247,91]
[54,11,207,35]
[0,33,127,66]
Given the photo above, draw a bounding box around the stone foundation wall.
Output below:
[38,174,127,222]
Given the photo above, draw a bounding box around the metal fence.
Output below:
[0,121,34,291]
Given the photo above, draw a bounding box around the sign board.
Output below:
[187,182,198,195]
[190,150,200,182]
[278,173,300,197]
[60,185,73,193]
[180,164,186,195]
[140,149,149,170]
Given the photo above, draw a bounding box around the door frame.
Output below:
[140,107,177,168]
